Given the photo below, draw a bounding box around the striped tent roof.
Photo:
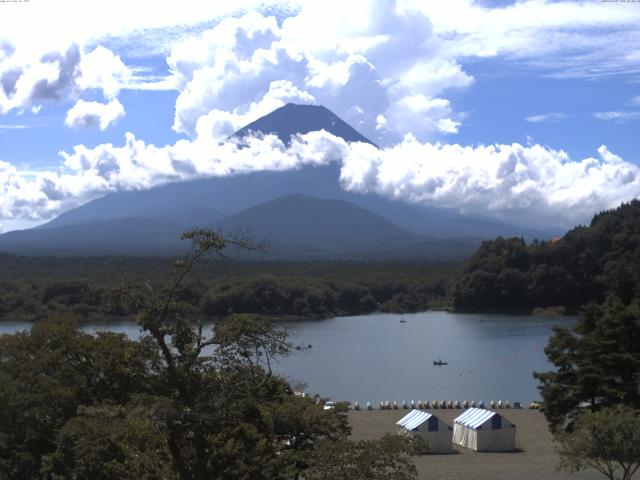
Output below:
[453,408,497,430]
[396,409,433,430]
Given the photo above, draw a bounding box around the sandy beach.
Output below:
[348,409,617,480]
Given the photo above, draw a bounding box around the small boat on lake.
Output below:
[433,358,448,366]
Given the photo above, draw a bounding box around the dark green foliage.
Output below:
[304,434,418,480]
[200,276,376,319]
[450,200,640,312]
[43,401,175,480]
[534,249,640,432]
[0,256,455,322]
[555,405,640,480]
[0,313,357,480]
[0,316,154,479]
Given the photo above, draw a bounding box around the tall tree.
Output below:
[555,405,640,480]
[535,250,640,432]
[118,229,351,480]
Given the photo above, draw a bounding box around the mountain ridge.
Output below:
[232,103,376,146]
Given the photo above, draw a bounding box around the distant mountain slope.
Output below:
[217,193,410,249]
[232,103,376,146]
[215,194,478,259]
[0,194,478,259]
[0,103,562,257]
[0,218,188,256]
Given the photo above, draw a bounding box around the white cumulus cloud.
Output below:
[167,8,467,144]
[0,39,138,116]
[161,1,640,147]
[339,136,640,229]
[1,129,640,231]
[64,98,125,130]
[76,46,131,99]
[0,43,82,114]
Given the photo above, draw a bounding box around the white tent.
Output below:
[396,409,453,453]
[452,408,516,452]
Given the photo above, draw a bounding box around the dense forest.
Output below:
[449,200,640,313]
[0,255,454,322]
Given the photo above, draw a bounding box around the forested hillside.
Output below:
[450,200,640,312]
[0,256,454,322]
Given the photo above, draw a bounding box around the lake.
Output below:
[0,311,576,404]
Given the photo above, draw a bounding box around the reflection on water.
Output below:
[0,311,576,403]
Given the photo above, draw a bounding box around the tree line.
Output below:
[0,261,453,323]
[450,200,640,313]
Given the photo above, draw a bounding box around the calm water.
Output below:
[0,311,576,404]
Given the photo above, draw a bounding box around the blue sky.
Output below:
[0,0,639,232]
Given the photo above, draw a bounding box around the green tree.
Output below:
[0,316,154,480]
[118,229,352,480]
[304,434,418,480]
[535,252,640,432]
[555,405,640,480]
[42,401,174,480]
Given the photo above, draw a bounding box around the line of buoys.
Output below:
[454,344,543,379]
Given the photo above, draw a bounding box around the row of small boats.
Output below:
[351,399,522,410]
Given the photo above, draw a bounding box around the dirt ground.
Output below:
[348,409,620,480]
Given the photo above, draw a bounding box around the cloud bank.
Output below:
[1,130,639,231]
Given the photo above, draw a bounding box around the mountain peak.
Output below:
[232,103,376,147]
